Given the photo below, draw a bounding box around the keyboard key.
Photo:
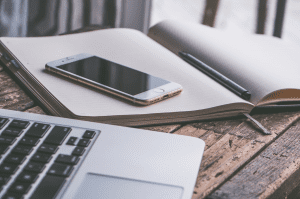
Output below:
[47,163,73,177]
[2,127,23,137]
[4,154,27,164]
[2,193,23,199]
[44,126,71,145]
[12,145,33,155]
[30,175,66,199]
[26,123,50,138]
[83,130,96,139]
[24,162,45,173]
[9,120,29,129]
[66,136,78,145]
[38,144,59,154]
[0,118,9,129]
[0,145,9,154]
[55,154,80,165]
[8,181,31,194]
[0,174,11,185]
[16,172,39,183]
[0,136,16,145]
[19,136,40,146]
[72,147,85,156]
[31,152,52,163]
[77,139,90,147]
[0,163,19,174]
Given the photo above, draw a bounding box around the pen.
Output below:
[178,51,251,100]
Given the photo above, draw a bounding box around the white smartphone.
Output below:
[45,53,183,106]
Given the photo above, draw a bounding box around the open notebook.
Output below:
[0,20,299,126]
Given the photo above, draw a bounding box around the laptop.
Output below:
[0,108,205,199]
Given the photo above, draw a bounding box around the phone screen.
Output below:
[57,56,170,95]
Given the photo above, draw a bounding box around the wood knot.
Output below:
[229,139,233,148]
[215,171,224,178]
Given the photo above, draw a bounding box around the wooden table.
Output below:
[1,63,300,199]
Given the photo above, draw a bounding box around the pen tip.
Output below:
[242,91,251,100]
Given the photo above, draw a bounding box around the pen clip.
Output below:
[243,113,271,135]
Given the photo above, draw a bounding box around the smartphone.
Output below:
[45,53,183,106]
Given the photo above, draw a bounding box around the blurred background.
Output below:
[151,0,300,45]
[0,0,299,45]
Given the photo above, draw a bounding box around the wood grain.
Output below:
[24,106,46,115]
[208,119,300,199]
[141,124,182,133]
[171,112,300,199]
[0,70,35,112]
[0,71,21,95]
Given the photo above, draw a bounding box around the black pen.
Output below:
[178,51,251,100]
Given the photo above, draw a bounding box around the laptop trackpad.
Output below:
[74,173,183,199]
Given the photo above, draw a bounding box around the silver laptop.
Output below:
[0,109,205,199]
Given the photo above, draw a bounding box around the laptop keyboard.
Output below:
[0,116,100,199]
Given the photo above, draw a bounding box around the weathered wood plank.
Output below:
[0,91,34,111]
[175,125,223,151]
[188,118,244,134]
[0,71,35,111]
[172,112,300,199]
[208,119,300,199]
[24,106,46,115]
[141,124,181,133]
[0,71,21,96]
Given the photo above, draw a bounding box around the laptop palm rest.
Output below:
[74,173,183,199]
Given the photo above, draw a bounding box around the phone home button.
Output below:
[153,88,165,93]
